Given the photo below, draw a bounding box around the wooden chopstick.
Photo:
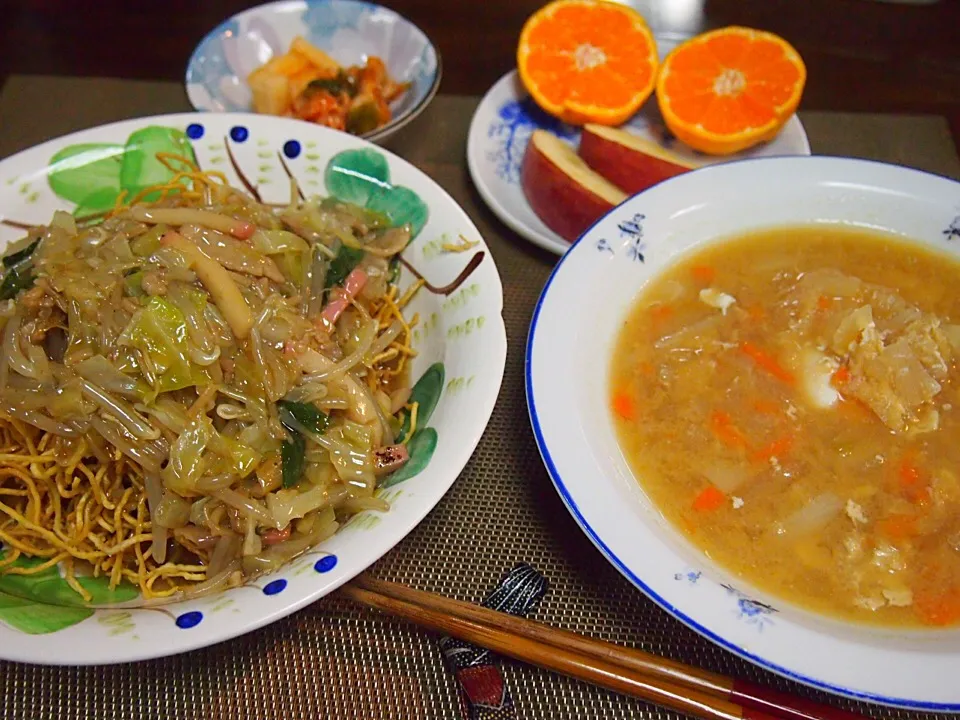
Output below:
[340,575,868,720]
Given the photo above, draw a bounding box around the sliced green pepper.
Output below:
[345,100,381,136]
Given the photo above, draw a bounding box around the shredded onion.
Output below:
[3,311,48,384]
[367,320,403,360]
[212,488,280,529]
[0,400,80,436]
[347,371,394,446]
[129,206,254,239]
[299,320,377,383]
[76,355,140,398]
[284,380,329,404]
[207,534,241,576]
[144,472,168,563]
[195,473,238,492]
[181,560,241,599]
[81,381,160,440]
[252,517,340,570]
[90,416,161,472]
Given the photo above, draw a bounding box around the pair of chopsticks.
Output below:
[340,575,867,720]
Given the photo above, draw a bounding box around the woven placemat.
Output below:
[0,75,959,720]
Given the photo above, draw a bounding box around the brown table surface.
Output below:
[0,75,959,720]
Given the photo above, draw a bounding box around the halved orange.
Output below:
[517,0,659,126]
[656,26,806,156]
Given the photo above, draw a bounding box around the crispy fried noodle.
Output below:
[0,154,422,602]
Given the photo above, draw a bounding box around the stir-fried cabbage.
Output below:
[0,173,421,602]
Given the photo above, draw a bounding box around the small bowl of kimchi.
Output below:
[186,0,441,143]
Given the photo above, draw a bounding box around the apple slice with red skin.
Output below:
[521,129,627,243]
[578,123,701,194]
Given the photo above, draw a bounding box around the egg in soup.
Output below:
[611,225,960,627]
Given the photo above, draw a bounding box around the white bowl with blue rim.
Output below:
[527,155,960,709]
[0,111,504,664]
[186,0,441,144]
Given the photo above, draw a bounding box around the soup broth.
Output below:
[611,225,960,627]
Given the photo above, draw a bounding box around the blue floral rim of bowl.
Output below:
[523,156,960,713]
[185,0,442,144]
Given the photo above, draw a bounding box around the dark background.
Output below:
[1,0,958,141]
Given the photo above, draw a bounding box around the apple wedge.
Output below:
[579,124,701,194]
[521,130,628,243]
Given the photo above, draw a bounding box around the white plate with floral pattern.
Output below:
[186,0,441,144]
[0,112,505,665]
[467,58,811,257]
[527,155,960,709]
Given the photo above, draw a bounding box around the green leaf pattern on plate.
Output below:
[47,127,197,214]
[397,362,444,443]
[384,363,444,488]
[382,428,438,488]
[325,149,429,237]
[47,143,124,214]
[118,127,195,201]
[0,556,137,635]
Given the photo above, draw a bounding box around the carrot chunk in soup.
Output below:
[692,485,726,512]
[612,392,637,421]
[611,225,960,627]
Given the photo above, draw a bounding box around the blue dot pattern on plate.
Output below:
[283,140,301,159]
[186,123,205,140]
[263,579,287,596]
[314,555,338,573]
[230,126,249,143]
[175,611,203,629]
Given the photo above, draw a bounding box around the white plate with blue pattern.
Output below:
[527,155,960,709]
[186,0,441,144]
[468,59,811,258]
[0,112,505,665]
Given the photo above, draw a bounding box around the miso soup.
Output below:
[611,225,960,627]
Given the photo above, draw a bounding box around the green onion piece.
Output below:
[2,239,39,268]
[0,265,35,300]
[324,246,364,290]
[277,399,330,435]
[387,255,401,284]
[281,433,307,489]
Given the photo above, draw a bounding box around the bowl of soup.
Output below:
[526,156,960,709]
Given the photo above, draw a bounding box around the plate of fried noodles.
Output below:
[0,112,505,664]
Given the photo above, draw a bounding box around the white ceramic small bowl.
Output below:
[527,156,960,709]
[186,0,441,144]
